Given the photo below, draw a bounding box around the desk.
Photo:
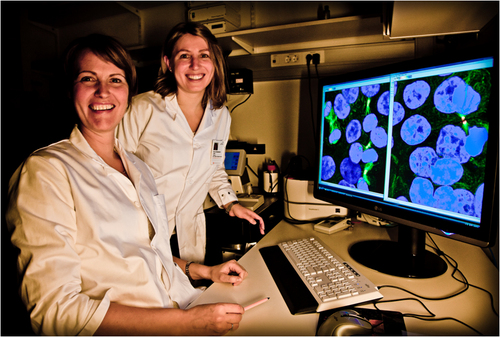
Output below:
[188,220,499,335]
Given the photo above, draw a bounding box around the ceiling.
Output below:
[24,1,169,28]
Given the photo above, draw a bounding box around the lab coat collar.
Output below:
[69,125,107,165]
[164,94,217,127]
[69,125,139,185]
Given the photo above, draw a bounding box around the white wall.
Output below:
[227,80,303,188]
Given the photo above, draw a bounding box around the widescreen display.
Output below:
[318,57,494,229]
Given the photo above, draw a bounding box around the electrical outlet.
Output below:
[270,50,325,67]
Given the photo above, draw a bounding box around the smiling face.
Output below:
[165,33,214,98]
[73,50,129,136]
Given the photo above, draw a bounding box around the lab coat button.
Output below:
[134,201,141,207]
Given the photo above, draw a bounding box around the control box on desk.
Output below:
[204,196,283,265]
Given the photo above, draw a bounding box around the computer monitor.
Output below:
[225,149,247,176]
[314,50,498,278]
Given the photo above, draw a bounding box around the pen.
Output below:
[244,297,270,311]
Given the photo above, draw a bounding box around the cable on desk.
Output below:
[375,235,498,317]
[368,233,497,335]
[409,316,483,335]
[426,234,499,317]
[372,296,484,335]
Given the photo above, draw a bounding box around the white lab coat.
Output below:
[116,91,238,263]
[6,126,202,335]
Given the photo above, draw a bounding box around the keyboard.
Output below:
[259,237,383,315]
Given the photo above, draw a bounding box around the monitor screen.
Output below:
[225,149,247,176]
[314,50,498,278]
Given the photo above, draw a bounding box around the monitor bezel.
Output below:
[313,49,498,248]
[225,149,247,176]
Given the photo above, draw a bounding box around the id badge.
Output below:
[211,139,224,165]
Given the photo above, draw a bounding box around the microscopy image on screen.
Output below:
[321,81,391,196]
[388,68,491,220]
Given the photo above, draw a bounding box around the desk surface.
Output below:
[189,220,499,335]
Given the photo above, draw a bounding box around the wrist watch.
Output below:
[225,201,239,214]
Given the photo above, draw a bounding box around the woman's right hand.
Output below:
[186,302,244,335]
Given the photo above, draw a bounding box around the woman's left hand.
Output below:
[210,259,248,286]
[228,203,265,235]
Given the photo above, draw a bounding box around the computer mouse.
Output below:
[317,309,372,336]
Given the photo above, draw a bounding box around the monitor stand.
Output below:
[349,225,447,278]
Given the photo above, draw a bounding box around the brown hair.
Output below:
[63,34,138,105]
[154,22,227,109]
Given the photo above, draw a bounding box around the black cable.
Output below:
[427,234,499,317]
[230,94,251,113]
[372,294,484,335]
[367,233,498,335]
[265,159,280,194]
[245,158,258,178]
[409,316,483,335]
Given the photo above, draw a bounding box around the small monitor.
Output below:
[225,149,247,176]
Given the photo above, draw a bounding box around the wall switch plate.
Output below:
[270,50,325,67]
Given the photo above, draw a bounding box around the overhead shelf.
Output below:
[215,15,387,56]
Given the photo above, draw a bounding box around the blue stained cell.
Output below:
[363,113,378,133]
[409,147,438,178]
[322,155,336,181]
[400,114,431,146]
[430,158,464,186]
[465,126,488,157]
[474,183,484,218]
[460,86,481,115]
[340,157,362,185]
[329,129,342,144]
[403,80,431,109]
[346,119,362,144]
[453,189,475,216]
[434,76,466,113]
[324,101,332,117]
[433,186,457,212]
[357,178,369,191]
[361,84,380,98]
[410,177,434,207]
[377,91,390,116]
[362,148,378,163]
[370,126,388,148]
[342,87,359,104]
[334,93,350,119]
[349,142,364,164]
[434,76,481,115]
[339,180,355,188]
[397,195,408,202]
[436,125,470,164]
[393,82,398,96]
[393,102,405,126]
